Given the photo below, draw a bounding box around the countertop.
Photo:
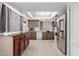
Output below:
[0,31,54,36]
[0,31,23,36]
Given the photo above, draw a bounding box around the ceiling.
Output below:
[6,2,68,20]
[27,11,58,19]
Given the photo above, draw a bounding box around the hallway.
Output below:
[22,40,64,56]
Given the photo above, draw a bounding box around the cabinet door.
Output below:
[20,34,25,55]
[13,35,20,56]
[43,32,54,40]
[50,32,54,39]
[30,32,36,39]
[32,32,36,39]
[26,33,30,47]
[43,32,46,39]
[24,33,29,49]
[24,34,27,49]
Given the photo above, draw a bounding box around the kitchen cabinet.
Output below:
[20,34,25,55]
[13,33,30,56]
[42,31,54,40]
[13,35,20,56]
[28,20,39,28]
[27,32,36,39]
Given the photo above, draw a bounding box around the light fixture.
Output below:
[50,12,58,19]
[35,11,58,19]
[36,12,52,16]
[27,12,34,19]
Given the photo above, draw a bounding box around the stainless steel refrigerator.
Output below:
[56,15,67,55]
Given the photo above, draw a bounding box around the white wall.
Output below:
[69,3,79,56]
[22,19,28,33]
[67,4,70,56]
[9,10,20,32]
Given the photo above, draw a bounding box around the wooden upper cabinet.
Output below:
[28,20,39,28]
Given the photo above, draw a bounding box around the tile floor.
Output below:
[22,40,64,56]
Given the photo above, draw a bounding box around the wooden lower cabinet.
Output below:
[25,35,29,48]
[43,31,54,40]
[20,34,25,55]
[13,33,29,56]
[13,35,20,56]
[27,32,36,39]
